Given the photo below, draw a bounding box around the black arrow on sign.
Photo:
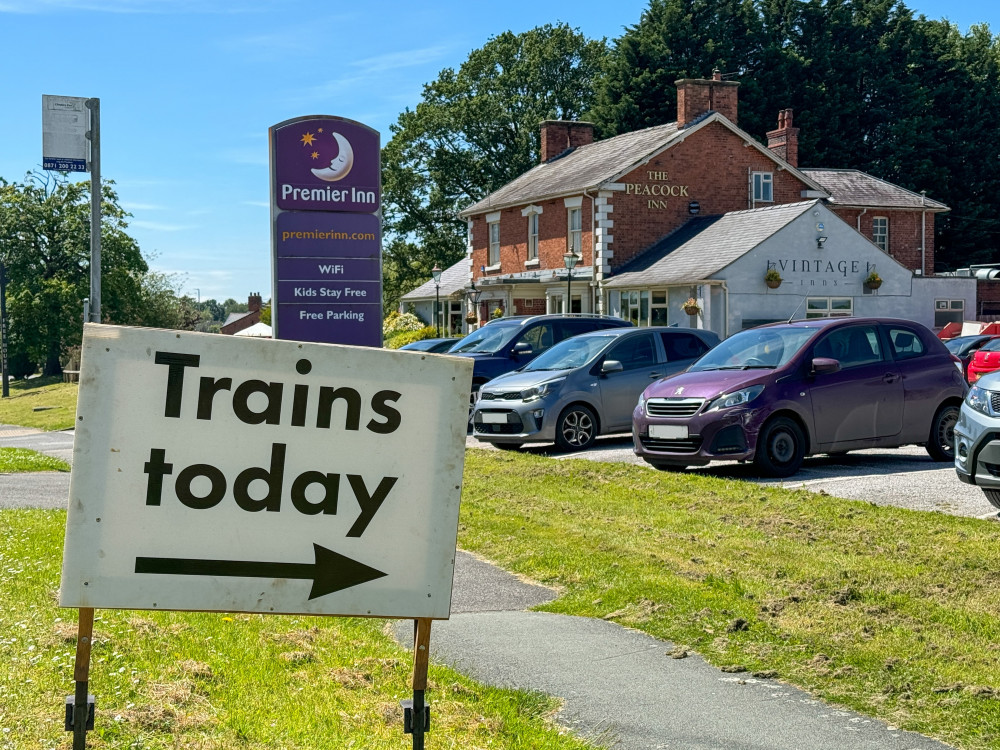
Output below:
[134,543,387,600]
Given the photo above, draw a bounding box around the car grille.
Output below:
[473,410,524,435]
[639,436,703,453]
[991,392,1000,414]
[645,398,705,417]
[480,390,521,401]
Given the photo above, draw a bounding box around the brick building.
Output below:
[428,73,972,337]
[221,293,264,335]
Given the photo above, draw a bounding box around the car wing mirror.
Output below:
[512,342,532,356]
[812,357,840,375]
[601,359,624,374]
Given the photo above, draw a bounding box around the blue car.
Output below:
[398,338,457,354]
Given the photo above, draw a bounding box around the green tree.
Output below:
[0,172,149,375]
[381,23,609,311]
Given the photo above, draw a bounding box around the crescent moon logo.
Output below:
[310,132,355,182]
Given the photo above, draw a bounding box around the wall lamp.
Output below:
[816,236,828,249]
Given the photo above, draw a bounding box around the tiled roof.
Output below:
[604,201,818,288]
[400,259,469,300]
[801,169,948,211]
[460,121,686,217]
[223,311,252,326]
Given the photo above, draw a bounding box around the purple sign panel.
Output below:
[270,115,382,348]
[277,280,381,304]
[271,117,380,214]
[277,257,379,281]
[276,211,379,259]
[278,303,382,346]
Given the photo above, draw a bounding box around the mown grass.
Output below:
[0,448,71,473]
[459,450,1000,750]
[0,378,78,431]
[0,509,596,749]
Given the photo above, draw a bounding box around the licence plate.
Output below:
[649,424,688,439]
[480,412,507,424]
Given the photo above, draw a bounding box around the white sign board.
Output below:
[42,95,90,172]
[60,324,473,618]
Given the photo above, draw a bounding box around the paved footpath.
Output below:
[4,425,954,750]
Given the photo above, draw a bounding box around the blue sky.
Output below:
[0,0,995,305]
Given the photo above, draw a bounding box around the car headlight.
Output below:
[966,384,993,415]
[704,384,765,412]
[521,378,564,402]
[637,390,647,415]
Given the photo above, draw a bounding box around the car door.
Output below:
[597,332,663,432]
[808,323,904,445]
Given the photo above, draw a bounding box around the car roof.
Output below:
[756,317,932,332]
[482,314,630,328]
[571,325,713,339]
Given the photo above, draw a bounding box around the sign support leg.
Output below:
[67,607,95,749]
[402,617,432,749]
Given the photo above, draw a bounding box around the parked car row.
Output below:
[402,315,993,508]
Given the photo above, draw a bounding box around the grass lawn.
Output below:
[0,448,71,473]
[3,379,999,747]
[457,450,1000,749]
[0,377,78,431]
[0,509,595,749]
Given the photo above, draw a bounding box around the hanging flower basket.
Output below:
[465,313,478,324]
[764,268,782,289]
[683,297,701,316]
[864,271,883,290]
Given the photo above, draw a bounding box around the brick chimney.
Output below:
[248,293,262,313]
[540,120,594,162]
[675,71,739,126]
[767,109,800,167]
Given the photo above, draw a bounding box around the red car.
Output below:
[967,338,1000,383]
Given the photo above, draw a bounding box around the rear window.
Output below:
[981,338,1000,353]
[660,332,711,362]
[887,327,925,361]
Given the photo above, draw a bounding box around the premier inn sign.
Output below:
[61,325,472,618]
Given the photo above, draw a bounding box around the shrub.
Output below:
[385,326,439,349]
[383,311,425,337]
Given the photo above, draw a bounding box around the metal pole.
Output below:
[0,259,9,398]
[566,269,571,314]
[435,285,440,338]
[86,99,101,324]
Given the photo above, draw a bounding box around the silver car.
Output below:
[472,326,720,452]
[955,369,1000,509]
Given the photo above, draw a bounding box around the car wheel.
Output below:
[648,461,688,472]
[554,404,597,452]
[982,489,1000,510]
[494,443,524,451]
[925,404,959,462]
[753,416,805,478]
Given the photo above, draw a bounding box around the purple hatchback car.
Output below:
[632,318,966,477]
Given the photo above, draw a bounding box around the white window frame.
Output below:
[488,221,500,266]
[805,297,853,319]
[934,299,964,328]
[872,216,889,253]
[521,205,542,263]
[567,207,582,255]
[527,212,539,260]
[752,172,773,203]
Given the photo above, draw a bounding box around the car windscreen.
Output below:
[979,338,1000,354]
[448,323,521,354]
[945,336,986,356]
[522,334,615,371]
[689,327,816,371]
